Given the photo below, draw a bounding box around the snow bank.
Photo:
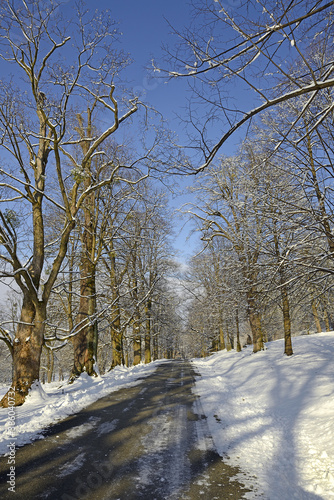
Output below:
[0,361,164,455]
[192,332,334,499]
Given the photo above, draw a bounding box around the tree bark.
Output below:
[235,308,242,352]
[109,247,124,369]
[69,267,98,381]
[272,214,293,355]
[312,300,322,333]
[46,347,54,384]
[133,309,141,365]
[211,338,219,352]
[281,283,293,356]
[1,296,46,407]
[145,299,152,364]
[323,305,332,332]
[225,323,232,351]
[247,292,264,353]
[152,329,159,361]
[69,111,98,381]
[219,326,226,350]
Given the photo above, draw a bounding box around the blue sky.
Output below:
[101,0,206,262]
[103,0,247,262]
[0,0,244,264]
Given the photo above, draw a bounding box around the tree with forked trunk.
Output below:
[0,0,139,406]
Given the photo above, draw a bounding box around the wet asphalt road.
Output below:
[0,360,252,499]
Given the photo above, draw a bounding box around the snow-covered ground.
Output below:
[192,332,334,500]
[0,360,164,456]
[1,334,333,499]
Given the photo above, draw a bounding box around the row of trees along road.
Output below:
[0,1,184,406]
[2,0,334,405]
[184,131,334,358]
[161,0,334,356]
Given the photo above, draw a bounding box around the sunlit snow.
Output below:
[192,332,334,499]
[0,334,333,499]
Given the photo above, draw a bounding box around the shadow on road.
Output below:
[0,361,253,499]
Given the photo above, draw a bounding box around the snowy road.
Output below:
[0,361,252,499]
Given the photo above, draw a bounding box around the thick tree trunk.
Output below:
[69,267,98,381]
[70,320,98,379]
[1,297,46,407]
[111,332,124,368]
[69,111,99,382]
[211,338,219,352]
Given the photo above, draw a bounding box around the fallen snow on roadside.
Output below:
[192,332,334,500]
[0,361,164,456]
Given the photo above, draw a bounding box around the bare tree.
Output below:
[160,0,334,170]
[187,152,266,352]
[0,0,141,406]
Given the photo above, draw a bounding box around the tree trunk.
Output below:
[109,287,123,369]
[211,338,219,352]
[69,111,99,382]
[110,326,124,369]
[225,324,232,351]
[235,308,242,352]
[247,292,264,352]
[261,321,268,344]
[133,309,141,365]
[108,240,124,369]
[273,221,293,355]
[323,305,332,332]
[145,299,152,364]
[131,246,141,365]
[152,329,159,361]
[46,347,54,383]
[1,297,46,407]
[69,267,98,381]
[312,300,322,333]
[281,283,293,356]
[219,322,225,350]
